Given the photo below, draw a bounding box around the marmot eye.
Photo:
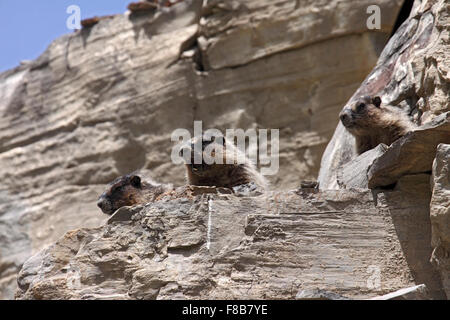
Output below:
[112,186,121,193]
[372,96,382,108]
[356,103,366,112]
[130,176,141,188]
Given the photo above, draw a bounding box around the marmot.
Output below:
[179,135,268,191]
[97,172,172,215]
[339,95,417,155]
[127,1,158,13]
[81,15,115,29]
[127,1,185,17]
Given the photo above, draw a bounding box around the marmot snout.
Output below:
[339,95,417,155]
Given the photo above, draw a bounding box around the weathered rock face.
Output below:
[430,144,450,298]
[0,0,405,298]
[335,112,450,190]
[367,112,450,188]
[316,0,450,299]
[318,0,450,189]
[15,188,446,300]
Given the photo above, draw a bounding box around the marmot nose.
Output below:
[97,197,113,214]
[339,111,352,126]
[97,199,106,210]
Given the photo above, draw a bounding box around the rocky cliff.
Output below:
[317,0,450,297]
[318,0,450,188]
[0,0,404,299]
[13,187,442,299]
[2,0,449,300]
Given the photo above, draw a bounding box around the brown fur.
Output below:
[339,96,417,155]
[97,173,172,215]
[180,135,268,191]
[81,15,115,29]
[161,0,184,7]
[127,1,157,13]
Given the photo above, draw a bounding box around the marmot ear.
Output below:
[372,96,382,108]
[130,175,141,188]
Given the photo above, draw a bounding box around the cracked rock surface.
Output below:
[18,188,447,300]
[430,144,450,298]
[0,0,404,298]
[319,0,450,189]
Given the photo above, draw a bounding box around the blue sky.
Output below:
[0,1,131,73]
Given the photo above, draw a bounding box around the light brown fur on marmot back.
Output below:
[97,172,172,215]
[339,95,417,155]
[81,15,115,29]
[179,135,268,191]
[127,1,157,13]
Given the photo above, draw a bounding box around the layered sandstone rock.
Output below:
[318,0,450,189]
[430,144,450,298]
[335,112,450,189]
[316,0,450,299]
[16,188,446,300]
[7,0,450,300]
[0,0,404,298]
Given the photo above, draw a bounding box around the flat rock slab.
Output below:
[16,189,437,300]
[337,144,388,189]
[368,112,450,188]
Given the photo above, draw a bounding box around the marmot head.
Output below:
[339,95,382,136]
[97,173,144,215]
[179,134,267,190]
[179,135,233,178]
